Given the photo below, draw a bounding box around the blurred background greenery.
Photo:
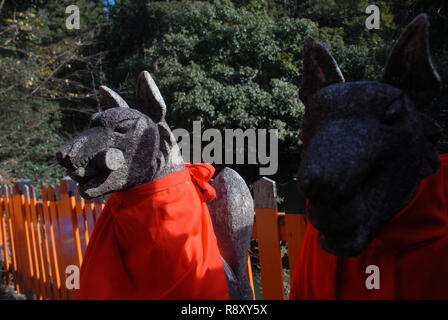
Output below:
[0,0,447,188]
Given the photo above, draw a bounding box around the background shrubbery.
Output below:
[1,0,447,187]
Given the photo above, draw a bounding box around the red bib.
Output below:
[78,163,229,300]
[290,154,448,299]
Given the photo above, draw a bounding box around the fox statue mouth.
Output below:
[56,147,126,198]
[70,155,99,181]
[69,160,103,194]
[308,209,370,257]
[304,166,415,258]
[307,196,369,257]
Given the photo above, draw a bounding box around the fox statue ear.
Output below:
[299,37,345,104]
[136,71,166,123]
[382,14,441,106]
[99,86,130,109]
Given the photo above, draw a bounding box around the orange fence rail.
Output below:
[0,178,307,300]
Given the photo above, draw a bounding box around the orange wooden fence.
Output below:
[0,178,307,300]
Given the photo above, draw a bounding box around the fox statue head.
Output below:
[297,14,442,257]
[56,71,184,199]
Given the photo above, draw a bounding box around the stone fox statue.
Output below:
[290,14,448,299]
[56,71,254,300]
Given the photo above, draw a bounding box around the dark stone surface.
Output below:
[297,14,441,257]
[252,177,277,209]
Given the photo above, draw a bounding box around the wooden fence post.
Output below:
[10,184,24,294]
[28,185,48,299]
[283,178,307,282]
[25,186,42,298]
[49,185,68,299]
[22,184,38,298]
[0,187,9,286]
[58,178,82,299]
[252,177,285,300]
[1,186,7,286]
[0,189,3,263]
[74,185,88,255]
[12,180,34,297]
[41,185,61,299]
[83,198,96,240]
[4,185,19,292]
[36,202,50,299]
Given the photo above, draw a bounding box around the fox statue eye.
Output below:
[383,97,404,123]
[114,126,128,134]
[114,119,135,134]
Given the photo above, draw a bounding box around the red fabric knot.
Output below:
[185,163,217,199]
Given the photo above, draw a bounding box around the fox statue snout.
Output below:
[297,14,442,257]
[56,128,125,173]
[56,128,125,195]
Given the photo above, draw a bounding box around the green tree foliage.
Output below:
[111,1,306,142]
